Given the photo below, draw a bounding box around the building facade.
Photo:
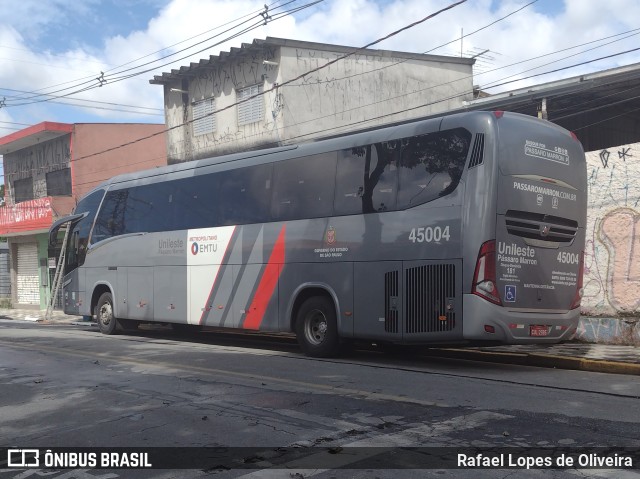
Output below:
[0,122,167,309]
[150,37,475,164]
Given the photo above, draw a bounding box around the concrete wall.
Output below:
[4,135,71,204]
[72,123,167,198]
[278,46,474,142]
[163,46,474,163]
[582,141,640,317]
[164,45,282,164]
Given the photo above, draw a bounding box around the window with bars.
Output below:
[237,84,264,125]
[46,168,72,196]
[14,177,34,203]
[193,98,216,136]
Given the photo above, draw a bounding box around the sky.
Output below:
[1,0,640,134]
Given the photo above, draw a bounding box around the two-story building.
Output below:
[150,37,475,164]
[0,122,167,309]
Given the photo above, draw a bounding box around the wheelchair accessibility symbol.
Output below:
[505,285,517,302]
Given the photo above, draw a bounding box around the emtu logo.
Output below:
[191,242,199,255]
[7,449,40,467]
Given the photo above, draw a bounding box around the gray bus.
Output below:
[50,111,587,357]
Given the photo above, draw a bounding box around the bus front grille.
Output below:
[405,264,456,333]
[384,270,399,333]
[505,210,578,243]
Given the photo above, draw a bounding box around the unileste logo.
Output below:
[158,238,184,255]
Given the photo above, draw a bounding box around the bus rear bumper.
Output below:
[462,294,579,344]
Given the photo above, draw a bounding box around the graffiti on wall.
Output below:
[583,144,640,316]
[5,135,71,181]
[4,135,71,204]
[166,46,279,163]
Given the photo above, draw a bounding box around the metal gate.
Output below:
[17,243,40,305]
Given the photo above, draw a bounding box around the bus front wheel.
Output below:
[96,292,118,335]
[295,296,340,357]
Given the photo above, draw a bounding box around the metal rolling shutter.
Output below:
[17,243,40,305]
[0,249,10,297]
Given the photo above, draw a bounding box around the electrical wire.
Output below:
[0,0,469,204]
[1,0,297,102]
[3,1,320,107]
[280,0,538,89]
[3,2,640,197]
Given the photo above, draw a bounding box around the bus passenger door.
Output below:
[354,262,403,341]
[64,267,84,316]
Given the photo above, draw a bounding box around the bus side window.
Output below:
[172,175,219,230]
[367,143,398,213]
[272,153,337,221]
[219,164,272,225]
[397,128,471,209]
[122,184,160,233]
[335,144,398,215]
[93,190,128,241]
[335,147,366,216]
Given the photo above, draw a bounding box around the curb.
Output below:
[424,348,640,376]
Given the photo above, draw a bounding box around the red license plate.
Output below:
[530,325,549,337]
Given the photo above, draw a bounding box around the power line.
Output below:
[0,0,469,197]
[62,0,467,164]
[3,1,319,107]
[280,0,537,89]
[100,1,298,74]
[3,4,640,189]
[0,94,163,117]
[1,1,292,102]
[0,87,162,112]
[484,47,640,90]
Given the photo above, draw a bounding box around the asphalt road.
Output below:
[1,319,639,479]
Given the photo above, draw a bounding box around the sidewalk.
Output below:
[1,308,638,375]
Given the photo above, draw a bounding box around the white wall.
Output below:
[279,46,473,142]
[162,45,474,163]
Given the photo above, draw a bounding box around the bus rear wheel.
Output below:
[96,292,118,335]
[295,296,340,357]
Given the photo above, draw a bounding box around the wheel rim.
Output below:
[303,308,328,346]
[99,301,113,326]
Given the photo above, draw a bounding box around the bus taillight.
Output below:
[570,251,585,310]
[472,240,502,305]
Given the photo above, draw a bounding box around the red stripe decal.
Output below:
[242,225,286,330]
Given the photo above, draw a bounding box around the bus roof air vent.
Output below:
[468,133,485,169]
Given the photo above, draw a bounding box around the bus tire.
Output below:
[96,292,118,335]
[295,296,340,357]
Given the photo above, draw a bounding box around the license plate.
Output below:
[530,325,549,337]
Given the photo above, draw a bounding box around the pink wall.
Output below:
[72,124,167,199]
